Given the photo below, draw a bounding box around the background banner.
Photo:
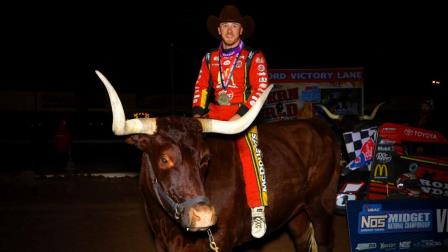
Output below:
[262,68,364,122]
[346,199,448,251]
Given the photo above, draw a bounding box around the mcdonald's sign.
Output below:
[373,164,388,179]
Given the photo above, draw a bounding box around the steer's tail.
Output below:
[305,130,342,252]
[307,223,318,252]
[286,212,318,252]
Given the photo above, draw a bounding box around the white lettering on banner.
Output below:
[420,179,431,186]
[403,128,437,140]
[399,241,412,249]
[404,222,431,229]
[380,243,396,250]
[268,72,286,80]
[361,210,433,233]
[419,179,448,189]
[421,187,448,196]
[391,211,432,230]
[290,72,333,80]
[387,222,404,229]
[355,243,377,251]
[420,179,448,196]
[436,209,448,232]
[361,215,387,228]
[388,212,431,222]
[337,71,363,79]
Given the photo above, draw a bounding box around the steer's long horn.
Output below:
[95,70,157,135]
[359,102,385,120]
[198,85,273,134]
[316,104,342,120]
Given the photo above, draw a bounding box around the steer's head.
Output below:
[127,117,214,231]
[95,70,272,231]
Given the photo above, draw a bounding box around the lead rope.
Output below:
[207,228,219,252]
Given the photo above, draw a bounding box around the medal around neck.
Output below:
[218,92,231,105]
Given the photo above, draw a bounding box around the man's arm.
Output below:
[192,55,213,116]
[236,51,270,116]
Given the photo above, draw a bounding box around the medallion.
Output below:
[218,92,231,105]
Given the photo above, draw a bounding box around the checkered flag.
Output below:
[343,127,378,171]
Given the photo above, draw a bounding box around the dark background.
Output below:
[2,1,446,97]
[0,2,446,172]
[0,4,445,251]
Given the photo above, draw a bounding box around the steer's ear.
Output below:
[125,134,151,151]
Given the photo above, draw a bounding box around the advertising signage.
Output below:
[346,199,448,251]
[261,68,364,122]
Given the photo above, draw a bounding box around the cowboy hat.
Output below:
[207,5,255,39]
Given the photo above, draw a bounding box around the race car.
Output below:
[336,123,448,213]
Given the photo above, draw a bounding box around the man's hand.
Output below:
[193,113,209,118]
[229,114,241,121]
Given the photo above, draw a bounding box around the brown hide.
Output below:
[130,117,341,252]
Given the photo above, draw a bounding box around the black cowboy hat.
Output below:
[207,5,255,39]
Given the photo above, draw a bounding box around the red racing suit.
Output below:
[192,46,270,207]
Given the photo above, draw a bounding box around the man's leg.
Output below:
[236,125,268,238]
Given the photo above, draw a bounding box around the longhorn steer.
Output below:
[96,71,342,252]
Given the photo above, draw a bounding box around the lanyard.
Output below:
[218,51,241,91]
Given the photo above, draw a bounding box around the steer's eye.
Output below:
[159,154,174,170]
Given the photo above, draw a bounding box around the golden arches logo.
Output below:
[374,164,388,178]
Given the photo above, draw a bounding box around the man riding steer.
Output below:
[96,70,342,252]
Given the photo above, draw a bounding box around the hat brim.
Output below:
[207,15,254,40]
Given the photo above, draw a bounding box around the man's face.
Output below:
[218,22,243,48]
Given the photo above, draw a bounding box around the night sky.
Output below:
[2,2,446,102]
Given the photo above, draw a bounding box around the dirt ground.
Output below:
[0,172,350,252]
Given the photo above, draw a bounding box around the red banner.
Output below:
[379,123,448,144]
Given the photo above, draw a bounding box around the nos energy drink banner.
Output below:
[347,199,448,251]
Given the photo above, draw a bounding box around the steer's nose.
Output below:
[186,203,217,231]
